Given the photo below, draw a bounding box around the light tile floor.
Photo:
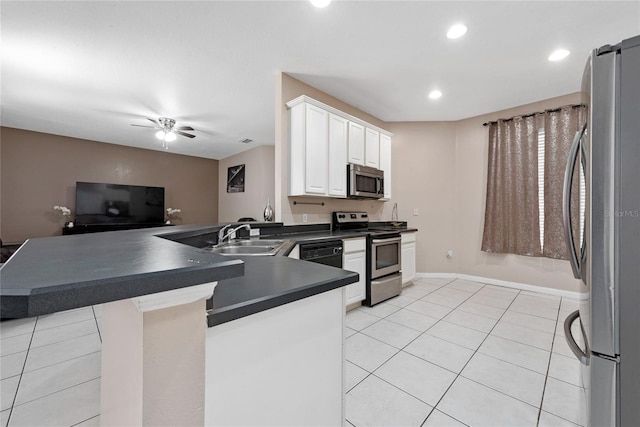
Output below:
[346,278,587,427]
[0,278,586,427]
[1,306,102,427]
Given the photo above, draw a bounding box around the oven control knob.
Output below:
[333,247,342,254]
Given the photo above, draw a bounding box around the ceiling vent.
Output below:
[239,138,253,144]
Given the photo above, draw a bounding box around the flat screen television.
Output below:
[75,182,165,226]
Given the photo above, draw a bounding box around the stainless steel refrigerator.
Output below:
[563,35,640,427]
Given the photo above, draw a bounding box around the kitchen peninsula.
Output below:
[0,224,358,426]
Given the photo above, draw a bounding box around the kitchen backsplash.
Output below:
[284,197,392,225]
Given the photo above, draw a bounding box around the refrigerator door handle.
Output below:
[562,125,586,279]
[564,310,590,366]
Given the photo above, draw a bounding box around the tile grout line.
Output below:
[535,296,561,426]
[92,306,102,343]
[70,414,100,427]
[535,296,586,427]
[11,376,101,410]
[29,330,100,353]
[6,316,38,427]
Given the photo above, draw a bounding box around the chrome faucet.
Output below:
[217,223,251,245]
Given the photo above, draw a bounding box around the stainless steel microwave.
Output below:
[347,164,384,199]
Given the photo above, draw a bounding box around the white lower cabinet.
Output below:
[288,245,300,259]
[401,232,416,286]
[342,237,366,306]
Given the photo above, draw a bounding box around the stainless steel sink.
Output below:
[224,239,285,247]
[207,239,289,256]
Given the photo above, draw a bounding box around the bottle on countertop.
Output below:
[391,203,398,222]
[263,197,274,222]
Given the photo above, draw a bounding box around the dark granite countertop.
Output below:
[0,221,411,322]
[207,256,358,327]
[0,223,362,322]
[0,226,245,318]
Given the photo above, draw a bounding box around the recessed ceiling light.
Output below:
[447,24,467,39]
[548,49,570,61]
[428,90,443,100]
[310,0,331,8]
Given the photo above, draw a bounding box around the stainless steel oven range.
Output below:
[332,211,402,306]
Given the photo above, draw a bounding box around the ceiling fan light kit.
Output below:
[131,116,196,150]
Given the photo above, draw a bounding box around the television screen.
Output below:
[75,182,165,226]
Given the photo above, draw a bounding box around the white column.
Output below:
[100,282,216,427]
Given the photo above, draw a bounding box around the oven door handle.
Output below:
[371,237,401,245]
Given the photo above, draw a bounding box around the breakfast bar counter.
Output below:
[0,227,245,318]
[0,224,358,426]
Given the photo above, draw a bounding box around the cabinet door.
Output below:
[305,104,329,195]
[348,122,365,166]
[343,251,366,305]
[365,128,380,169]
[401,242,416,285]
[379,133,391,200]
[328,114,348,197]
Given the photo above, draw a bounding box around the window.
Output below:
[538,128,545,250]
[537,127,586,251]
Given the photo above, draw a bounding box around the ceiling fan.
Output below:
[131,117,195,149]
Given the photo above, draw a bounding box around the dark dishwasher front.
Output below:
[299,241,343,268]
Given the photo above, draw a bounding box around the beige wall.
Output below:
[218,145,275,222]
[452,93,582,293]
[384,121,457,273]
[1,127,219,244]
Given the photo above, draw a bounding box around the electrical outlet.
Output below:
[249,228,260,237]
[413,208,419,216]
[302,214,308,223]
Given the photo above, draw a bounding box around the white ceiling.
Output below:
[2,1,639,160]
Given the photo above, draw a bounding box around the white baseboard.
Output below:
[415,272,584,300]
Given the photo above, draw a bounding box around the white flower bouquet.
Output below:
[53,205,74,228]
[166,208,182,224]
[53,205,71,217]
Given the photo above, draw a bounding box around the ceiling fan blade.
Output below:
[177,126,194,131]
[131,124,157,128]
[176,131,196,139]
[147,117,160,127]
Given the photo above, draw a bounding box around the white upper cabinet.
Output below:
[328,114,348,197]
[365,128,380,169]
[379,133,391,199]
[304,104,329,194]
[347,122,365,166]
[286,95,392,199]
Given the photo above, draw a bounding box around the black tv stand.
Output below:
[62,223,172,235]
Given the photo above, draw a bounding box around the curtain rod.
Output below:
[482,103,586,127]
